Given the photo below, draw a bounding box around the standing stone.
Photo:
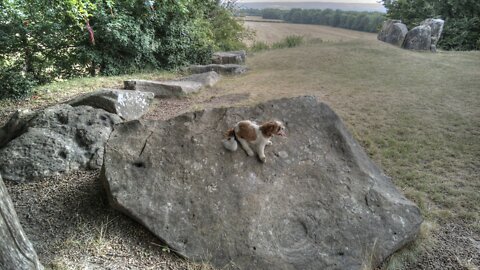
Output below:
[402,25,432,50]
[68,89,154,121]
[378,19,408,47]
[420,18,444,51]
[0,174,43,270]
[102,96,423,269]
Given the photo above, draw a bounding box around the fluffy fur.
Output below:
[223,120,286,163]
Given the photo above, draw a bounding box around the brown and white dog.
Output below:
[223,120,286,162]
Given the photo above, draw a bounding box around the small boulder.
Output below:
[0,104,122,182]
[378,19,408,47]
[124,80,203,97]
[68,89,154,121]
[0,174,43,269]
[177,71,221,88]
[212,50,246,64]
[189,64,247,75]
[402,25,432,51]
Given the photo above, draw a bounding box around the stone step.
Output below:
[212,50,246,64]
[124,80,203,97]
[124,71,221,98]
[189,64,247,75]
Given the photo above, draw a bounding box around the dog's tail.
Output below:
[222,128,238,151]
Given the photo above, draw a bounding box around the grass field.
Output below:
[1,21,479,269]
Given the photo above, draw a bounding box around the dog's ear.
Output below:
[260,122,277,137]
[225,128,235,138]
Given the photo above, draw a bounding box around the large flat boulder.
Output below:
[101,96,423,269]
[0,174,43,269]
[189,64,247,75]
[68,89,154,121]
[378,19,408,47]
[212,50,246,64]
[0,104,122,182]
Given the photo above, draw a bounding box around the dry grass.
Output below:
[218,38,480,222]
[243,20,377,46]
[219,22,480,268]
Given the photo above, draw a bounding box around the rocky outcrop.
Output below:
[377,19,408,47]
[212,51,246,64]
[402,25,432,51]
[68,89,154,121]
[189,64,247,75]
[124,72,220,97]
[0,104,122,182]
[0,174,43,269]
[101,96,423,269]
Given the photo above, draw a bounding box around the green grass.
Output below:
[248,35,305,53]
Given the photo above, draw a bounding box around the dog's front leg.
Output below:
[238,138,255,156]
[257,142,268,163]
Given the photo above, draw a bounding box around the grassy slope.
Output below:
[218,28,480,267]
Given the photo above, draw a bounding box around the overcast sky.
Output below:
[238,0,379,3]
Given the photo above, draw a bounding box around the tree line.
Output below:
[383,0,480,50]
[242,8,385,33]
[0,0,246,99]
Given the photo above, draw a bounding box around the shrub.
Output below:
[0,69,37,100]
[250,41,270,52]
[272,35,304,49]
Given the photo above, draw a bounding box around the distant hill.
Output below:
[239,2,386,13]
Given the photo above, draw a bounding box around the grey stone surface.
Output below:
[402,25,432,51]
[124,80,203,97]
[189,64,247,75]
[177,71,221,88]
[68,89,154,121]
[0,174,43,270]
[378,19,408,47]
[0,109,35,149]
[101,96,423,269]
[0,104,122,182]
[420,18,444,50]
[212,50,246,64]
